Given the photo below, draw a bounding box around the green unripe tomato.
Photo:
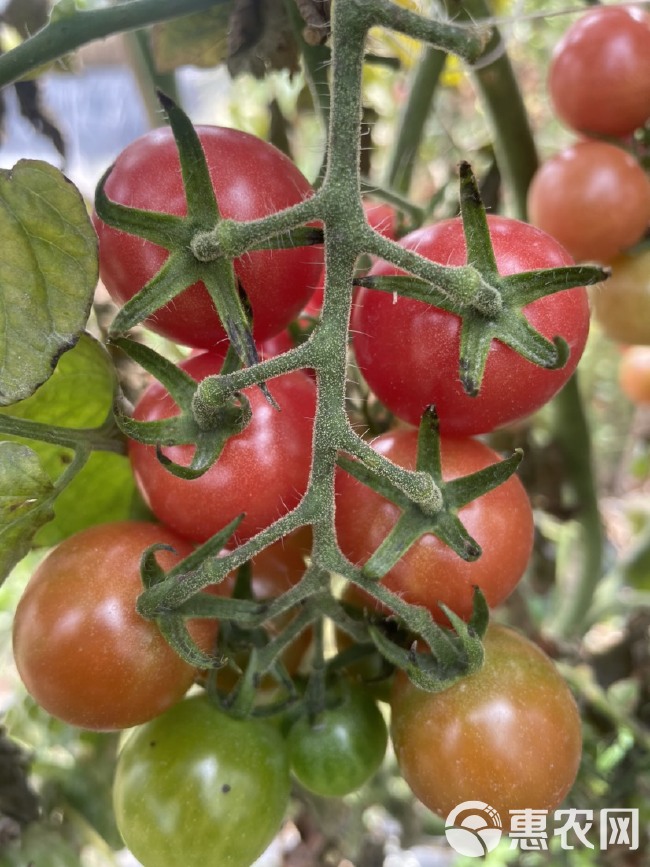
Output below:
[288,686,388,797]
[113,694,290,867]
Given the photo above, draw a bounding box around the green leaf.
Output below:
[0,442,54,581]
[150,4,233,72]
[0,160,97,406]
[0,335,139,546]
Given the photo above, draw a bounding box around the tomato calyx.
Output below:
[356,162,608,397]
[369,586,488,693]
[337,406,523,577]
[113,338,252,480]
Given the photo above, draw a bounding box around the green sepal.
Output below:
[139,543,177,589]
[156,613,217,669]
[112,337,251,479]
[367,589,487,693]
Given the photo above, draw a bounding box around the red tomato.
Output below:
[351,216,590,435]
[548,5,650,138]
[128,352,316,544]
[390,624,582,830]
[93,126,323,349]
[335,429,533,623]
[364,200,397,241]
[12,521,217,731]
[619,345,650,404]
[527,140,650,264]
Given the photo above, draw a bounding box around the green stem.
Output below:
[441,0,538,218]
[550,375,604,638]
[0,415,126,456]
[0,0,229,89]
[384,45,446,195]
[124,30,180,127]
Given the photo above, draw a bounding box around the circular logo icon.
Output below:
[445,801,503,857]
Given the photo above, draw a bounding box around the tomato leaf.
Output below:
[0,442,54,581]
[150,4,233,72]
[0,335,138,547]
[0,160,97,406]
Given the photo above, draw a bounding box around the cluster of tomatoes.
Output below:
[527,4,650,266]
[531,5,650,413]
[10,111,596,864]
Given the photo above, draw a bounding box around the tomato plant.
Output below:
[12,521,217,731]
[390,624,582,829]
[548,5,650,138]
[619,346,650,405]
[113,694,290,867]
[527,140,650,264]
[129,351,316,543]
[93,125,323,349]
[591,248,650,345]
[288,684,388,797]
[351,215,590,435]
[335,429,533,623]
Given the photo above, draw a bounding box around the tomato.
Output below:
[390,624,582,830]
[335,430,533,624]
[591,248,650,345]
[548,6,650,138]
[113,694,290,867]
[351,215,590,435]
[364,200,398,241]
[12,521,218,731]
[129,351,316,544]
[288,685,388,797]
[619,345,650,404]
[93,126,323,349]
[527,141,650,264]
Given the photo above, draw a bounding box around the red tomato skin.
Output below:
[390,625,582,830]
[12,521,216,731]
[128,352,316,544]
[93,126,322,349]
[351,216,590,435]
[335,430,533,623]
[548,6,650,138]
[527,141,650,264]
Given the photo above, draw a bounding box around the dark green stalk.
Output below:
[550,376,604,638]
[384,46,446,195]
[0,0,228,89]
[441,0,538,217]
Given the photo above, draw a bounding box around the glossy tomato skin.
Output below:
[288,685,388,797]
[12,521,217,731]
[390,624,582,829]
[548,5,650,138]
[335,430,533,623]
[591,249,650,345]
[129,352,316,544]
[619,346,650,404]
[527,141,650,264]
[113,694,290,867]
[351,216,590,435]
[93,126,322,349]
